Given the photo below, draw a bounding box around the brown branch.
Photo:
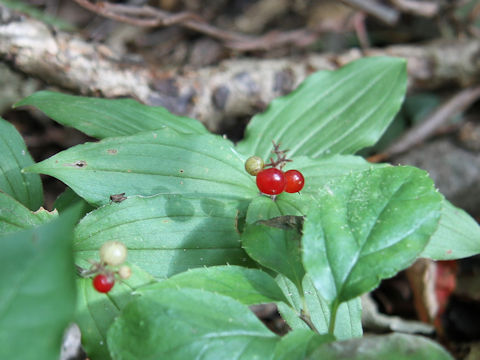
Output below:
[2,4,480,132]
[388,0,439,17]
[371,85,480,162]
[339,0,399,25]
[226,29,318,51]
[73,0,250,41]
[72,0,322,51]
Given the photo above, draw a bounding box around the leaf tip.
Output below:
[22,163,40,174]
[12,95,32,109]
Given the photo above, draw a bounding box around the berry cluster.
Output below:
[78,241,131,294]
[245,142,304,197]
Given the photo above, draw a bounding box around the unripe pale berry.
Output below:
[118,265,132,279]
[100,241,127,266]
[245,156,264,176]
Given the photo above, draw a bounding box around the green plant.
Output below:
[1,56,479,359]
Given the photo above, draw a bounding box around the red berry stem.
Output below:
[265,141,292,170]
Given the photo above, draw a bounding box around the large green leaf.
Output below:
[137,265,289,305]
[242,223,305,291]
[107,288,279,360]
[15,91,206,139]
[0,191,57,236]
[421,198,480,260]
[237,57,407,159]
[275,275,362,340]
[302,166,442,305]
[273,329,333,360]
[307,333,453,360]
[0,205,79,360]
[0,117,42,210]
[74,194,250,278]
[75,264,155,360]
[25,128,256,206]
[290,155,386,195]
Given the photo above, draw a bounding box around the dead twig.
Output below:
[339,0,399,25]
[72,0,319,51]
[370,85,480,162]
[226,29,318,51]
[351,12,370,49]
[388,0,439,17]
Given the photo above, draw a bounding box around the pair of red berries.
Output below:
[256,168,304,195]
[245,155,304,196]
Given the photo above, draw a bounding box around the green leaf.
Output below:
[25,128,256,206]
[291,155,386,195]
[274,329,333,360]
[242,223,305,291]
[307,333,453,360]
[421,198,480,260]
[137,265,289,305]
[53,187,95,218]
[107,288,279,360]
[275,275,307,329]
[0,191,57,236]
[303,276,362,340]
[15,91,207,139]
[303,166,442,304]
[0,117,42,210]
[0,205,79,360]
[237,57,407,159]
[75,264,155,360]
[74,194,250,278]
[244,155,386,222]
[275,275,362,340]
[246,155,386,219]
[246,196,305,224]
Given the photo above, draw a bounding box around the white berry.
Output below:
[99,241,127,266]
[118,265,132,279]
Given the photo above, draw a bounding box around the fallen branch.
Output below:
[339,0,399,25]
[388,0,439,17]
[72,0,320,51]
[2,5,480,131]
[371,85,480,161]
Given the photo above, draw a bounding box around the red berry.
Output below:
[256,168,286,195]
[93,274,115,293]
[285,170,305,193]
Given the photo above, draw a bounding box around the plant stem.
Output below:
[328,300,340,335]
[300,310,319,333]
[299,292,319,333]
